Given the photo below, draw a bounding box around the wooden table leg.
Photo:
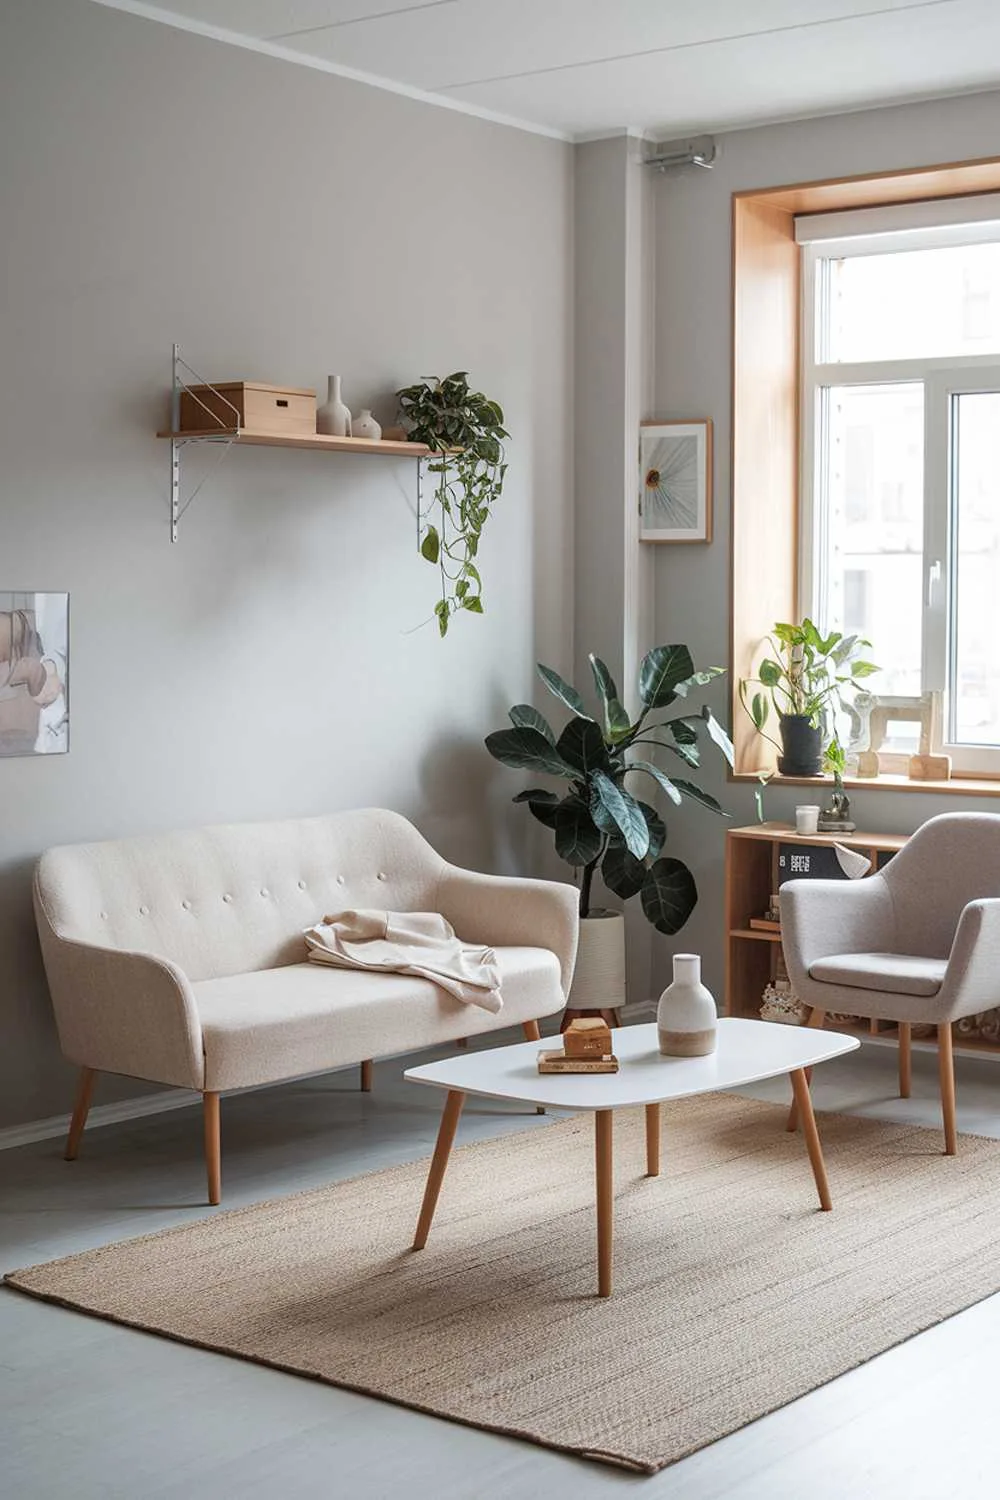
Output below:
[789,1068,832,1211]
[595,1110,614,1297]
[898,1022,912,1099]
[786,1007,826,1132]
[645,1102,660,1177]
[413,1090,465,1250]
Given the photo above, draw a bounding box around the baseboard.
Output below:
[0,1086,201,1153]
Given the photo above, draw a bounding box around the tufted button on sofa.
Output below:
[34,808,579,1204]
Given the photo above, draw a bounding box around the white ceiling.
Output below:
[96,0,1000,140]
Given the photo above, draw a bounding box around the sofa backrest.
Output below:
[883,811,1000,956]
[35,809,446,982]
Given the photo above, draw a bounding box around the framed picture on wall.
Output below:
[639,418,713,543]
[0,592,69,757]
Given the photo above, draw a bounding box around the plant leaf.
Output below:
[484,727,575,777]
[672,666,726,698]
[640,858,698,935]
[509,705,556,744]
[636,800,666,858]
[590,770,650,859]
[557,718,610,777]
[536,663,588,717]
[553,803,604,867]
[420,527,440,564]
[627,758,682,805]
[602,843,648,900]
[589,654,632,739]
[638,645,695,709]
[670,779,726,815]
[512,788,562,828]
[701,706,735,768]
[758,658,783,687]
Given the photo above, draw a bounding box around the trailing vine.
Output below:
[396,372,508,636]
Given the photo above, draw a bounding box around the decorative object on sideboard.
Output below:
[857,692,950,779]
[795,804,820,835]
[739,620,878,777]
[352,408,382,441]
[396,372,508,636]
[760,979,806,1025]
[817,737,855,833]
[0,592,69,757]
[658,953,718,1056]
[317,375,352,437]
[639,419,713,544]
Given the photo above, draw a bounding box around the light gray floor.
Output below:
[4,1031,1000,1499]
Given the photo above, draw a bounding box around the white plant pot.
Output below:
[657,952,717,1056]
[567,910,626,1013]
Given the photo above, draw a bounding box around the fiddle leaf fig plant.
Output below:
[485,646,734,933]
[396,372,508,636]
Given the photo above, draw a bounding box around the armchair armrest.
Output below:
[436,865,580,998]
[781,875,896,993]
[939,898,1000,1020]
[34,884,204,1088]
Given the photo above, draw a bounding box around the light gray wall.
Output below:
[652,90,1000,1004]
[0,0,573,1129]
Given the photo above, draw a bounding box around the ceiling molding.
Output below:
[85,0,573,143]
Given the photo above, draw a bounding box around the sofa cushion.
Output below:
[194,945,563,1091]
[809,952,947,998]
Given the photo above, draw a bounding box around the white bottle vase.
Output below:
[353,409,382,441]
[317,376,352,437]
[657,953,717,1057]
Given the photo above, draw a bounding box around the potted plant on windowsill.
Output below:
[738,619,877,777]
[485,645,734,1017]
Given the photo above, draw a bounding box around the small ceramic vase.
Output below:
[317,376,352,437]
[657,953,717,1057]
[353,409,382,441]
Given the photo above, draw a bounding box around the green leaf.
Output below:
[536,663,588,717]
[640,858,698,935]
[666,718,698,745]
[672,666,726,698]
[758,658,783,687]
[670,779,726,815]
[589,654,632,739]
[851,660,879,678]
[553,803,604,868]
[636,800,666,858]
[509,705,556,744]
[484,727,575,777]
[751,692,769,731]
[602,843,648,900]
[590,770,650,859]
[556,718,610,777]
[701,706,735,768]
[462,596,484,613]
[627,758,682,805]
[434,599,450,637]
[420,527,440,564]
[638,644,695,709]
[511,788,561,829]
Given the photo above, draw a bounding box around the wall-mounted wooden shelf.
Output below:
[157,429,430,458]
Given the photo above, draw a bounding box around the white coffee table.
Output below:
[405,1017,859,1297]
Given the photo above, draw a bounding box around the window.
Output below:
[799,197,1000,773]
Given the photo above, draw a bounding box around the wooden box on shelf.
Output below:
[178,382,316,437]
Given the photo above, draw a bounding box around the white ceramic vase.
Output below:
[353,409,382,441]
[657,953,717,1056]
[317,375,352,437]
[566,910,626,1013]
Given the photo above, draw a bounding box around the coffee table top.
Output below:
[404,1017,859,1111]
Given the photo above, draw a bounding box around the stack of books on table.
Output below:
[536,1016,619,1074]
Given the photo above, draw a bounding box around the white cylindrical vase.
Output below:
[566,910,626,1013]
[317,375,352,437]
[657,953,717,1057]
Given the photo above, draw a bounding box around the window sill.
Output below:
[730,770,1000,797]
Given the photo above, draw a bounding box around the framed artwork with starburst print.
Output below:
[639,419,712,543]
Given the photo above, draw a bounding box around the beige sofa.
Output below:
[34,808,579,1202]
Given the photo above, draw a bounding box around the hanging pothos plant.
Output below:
[396,372,508,636]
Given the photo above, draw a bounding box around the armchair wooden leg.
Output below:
[65,1067,97,1161]
[786,1008,826,1132]
[360,1059,373,1092]
[204,1091,221,1205]
[522,1020,545,1112]
[938,1023,957,1156]
[898,1022,912,1099]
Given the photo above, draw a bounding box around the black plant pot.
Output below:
[778,714,823,777]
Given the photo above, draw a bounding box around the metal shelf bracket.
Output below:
[167,343,240,542]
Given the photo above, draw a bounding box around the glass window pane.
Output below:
[822,384,923,698]
[951,391,1000,748]
[826,242,1000,361]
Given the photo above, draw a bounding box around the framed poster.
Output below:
[639,418,712,543]
[0,592,69,756]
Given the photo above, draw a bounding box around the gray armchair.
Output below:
[781,812,1000,1154]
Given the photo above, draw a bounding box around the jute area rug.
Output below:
[8,1093,1000,1475]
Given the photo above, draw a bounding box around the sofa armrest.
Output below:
[34,886,204,1088]
[939,898,1000,1019]
[436,865,580,998]
[781,875,896,994]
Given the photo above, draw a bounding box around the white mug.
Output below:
[795,805,820,835]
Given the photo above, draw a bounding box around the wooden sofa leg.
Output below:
[522,1020,545,1113]
[938,1023,958,1156]
[204,1091,221,1205]
[786,1008,826,1132]
[360,1059,373,1092]
[898,1022,912,1099]
[65,1067,97,1161]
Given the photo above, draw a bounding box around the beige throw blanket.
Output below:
[305,910,503,1013]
